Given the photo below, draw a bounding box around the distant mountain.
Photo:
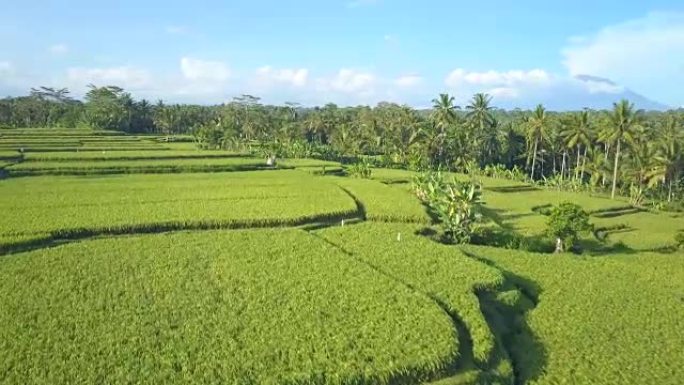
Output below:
[448,74,673,112]
[565,75,671,111]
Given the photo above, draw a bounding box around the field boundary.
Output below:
[0,208,362,256]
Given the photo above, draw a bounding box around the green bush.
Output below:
[413,170,483,244]
[546,202,593,253]
[346,158,372,178]
[675,232,684,250]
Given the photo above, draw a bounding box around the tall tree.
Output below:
[562,110,592,181]
[526,104,550,180]
[430,93,458,166]
[465,93,496,165]
[606,99,642,199]
[83,85,129,130]
[647,116,684,201]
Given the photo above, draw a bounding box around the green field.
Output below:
[1,129,683,384]
[0,230,458,384]
[22,149,246,161]
[0,171,357,249]
[6,157,274,176]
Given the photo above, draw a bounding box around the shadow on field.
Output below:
[486,185,540,193]
[590,206,644,218]
[337,187,368,220]
[578,238,639,256]
[379,179,411,185]
[0,210,362,256]
[463,251,547,385]
[593,224,634,241]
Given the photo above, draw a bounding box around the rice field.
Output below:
[1,128,683,384]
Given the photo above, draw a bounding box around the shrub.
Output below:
[675,232,684,250]
[413,171,483,244]
[629,184,647,207]
[546,202,593,253]
[346,159,372,179]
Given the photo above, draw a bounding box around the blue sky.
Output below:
[0,0,683,109]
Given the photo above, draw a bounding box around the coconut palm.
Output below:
[389,106,424,164]
[466,93,498,165]
[606,99,643,199]
[586,149,612,189]
[562,110,593,181]
[430,93,459,166]
[526,104,551,180]
[647,127,683,202]
[479,118,502,166]
[465,93,494,141]
[500,121,524,168]
[465,93,494,128]
[431,93,458,129]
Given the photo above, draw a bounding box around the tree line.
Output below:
[1,85,682,206]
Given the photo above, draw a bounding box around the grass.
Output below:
[0,229,458,384]
[0,151,20,160]
[0,141,80,149]
[461,244,684,384]
[423,173,684,252]
[0,145,168,152]
[316,223,505,375]
[23,150,248,162]
[6,157,272,175]
[0,128,122,136]
[2,130,684,384]
[279,158,342,168]
[592,211,684,250]
[0,171,357,249]
[332,176,431,223]
[80,141,163,148]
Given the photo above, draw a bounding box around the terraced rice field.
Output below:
[1,128,683,384]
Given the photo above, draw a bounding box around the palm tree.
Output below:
[431,93,458,128]
[465,93,496,164]
[136,99,153,132]
[647,119,683,201]
[500,121,524,168]
[430,93,459,165]
[606,99,642,199]
[479,119,502,166]
[562,110,592,181]
[390,106,423,164]
[465,93,494,127]
[526,104,550,180]
[303,109,326,143]
[586,149,612,189]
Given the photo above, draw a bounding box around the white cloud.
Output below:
[562,11,684,104]
[576,76,624,94]
[445,68,552,88]
[320,68,376,93]
[394,74,422,87]
[180,57,231,82]
[165,25,189,35]
[444,68,554,102]
[0,61,27,94]
[487,87,519,99]
[255,66,309,87]
[66,66,151,89]
[49,44,69,55]
[0,61,12,76]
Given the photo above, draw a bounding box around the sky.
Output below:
[0,0,683,109]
